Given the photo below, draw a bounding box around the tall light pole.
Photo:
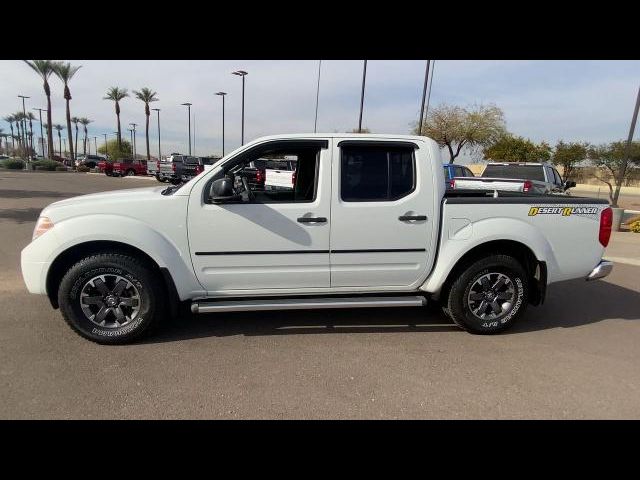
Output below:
[425,60,436,119]
[128,128,133,157]
[418,60,431,135]
[215,92,227,156]
[314,60,322,133]
[358,60,367,133]
[232,70,248,144]
[93,137,98,156]
[129,123,137,159]
[18,95,30,158]
[103,133,108,158]
[152,108,161,160]
[181,102,192,155]
[33,108,45,157]
[613,85,640,208]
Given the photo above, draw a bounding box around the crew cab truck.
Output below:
[451,162,576,194]
[21,134,613,345]
[112,159,148,177]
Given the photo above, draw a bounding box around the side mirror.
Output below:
[209,176,241,203]
[563,180,576,190]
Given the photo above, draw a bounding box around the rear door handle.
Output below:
[297,217,327,223]
[399,215,427,221]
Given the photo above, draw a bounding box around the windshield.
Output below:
[482,164,545,182]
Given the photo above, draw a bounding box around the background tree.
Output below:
[133,87,158,161]
[415,103,506,164]
[98,139,132,161]
[79,118,92,156]
[54,124,64,157]
[24,60,56,160]
[103,87,129,152]
[3,115,16,152]
[551,140,588,181]
[72,116,80,158]
[26,112,36,155]
[484,135,552,162]
[348,128,371,133]
[588,141,640,207]
[53,61,81,164]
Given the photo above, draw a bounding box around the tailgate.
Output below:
[265,169,293,188]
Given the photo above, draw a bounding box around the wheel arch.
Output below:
[434,239,547,307]
[46,240,179,318]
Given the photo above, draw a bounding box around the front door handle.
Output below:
[399,215,427,221]
[297,216,327,223]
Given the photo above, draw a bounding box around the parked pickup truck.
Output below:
[112,159,147,177]
[181,156,219,182]
[21,134,613,344]
[451,162,576,194]
[158,154,197,184]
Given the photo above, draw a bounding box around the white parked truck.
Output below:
[21,134,613,344]
[451,162,576,194]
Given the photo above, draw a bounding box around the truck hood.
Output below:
[41,186,167,221]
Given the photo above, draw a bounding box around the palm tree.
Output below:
[132,88,159,161]
[72,116,80,159]
[103,87,129,152]
[3,115,16,151]
[24,61,56,160]
[26,112,36,155]
[54,124,64,157]
[79,117,92,156]
[14,112,25,151]
[52,61,81,163]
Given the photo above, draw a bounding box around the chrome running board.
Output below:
[191,295,426,314]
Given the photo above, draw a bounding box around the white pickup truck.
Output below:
[21,134,613,344]
[451,162,576,194]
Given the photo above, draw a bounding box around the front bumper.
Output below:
[586,260,613,281]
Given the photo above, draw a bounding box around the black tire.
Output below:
[58,253,165,344]
[126,169,135,176]
[155,174,165,183]
[446,254,528,334]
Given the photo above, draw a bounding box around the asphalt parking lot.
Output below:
[1,170,639,419]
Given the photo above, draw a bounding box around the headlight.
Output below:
[33,216,54,240]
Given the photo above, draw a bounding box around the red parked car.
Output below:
[112,159,147,177]
[98,160,114,176]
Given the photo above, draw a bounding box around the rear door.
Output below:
[329,140,435,288]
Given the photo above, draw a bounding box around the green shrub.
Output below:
[55,166,68,171]
[32,160,60,171]
[77,165,90,172]
[4,159,25,169]
[631,220,640,233]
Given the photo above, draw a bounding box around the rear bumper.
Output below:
[586,260,613,281]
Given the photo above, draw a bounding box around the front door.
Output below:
[329,140,435,288]
[188,139,331,294]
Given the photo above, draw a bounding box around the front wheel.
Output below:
[446,254,528,334]
[58,253,165,344]
[126,169,135,176]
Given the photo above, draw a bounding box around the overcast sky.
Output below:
[1,60,638,163]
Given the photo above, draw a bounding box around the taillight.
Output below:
[449,179,455,189]
[292,171,297,186]
[256,169,264,184]
[195,165,203,175]
[156,161,160,170]
[523,180,533,192]
[172,163,176,172]
[599,207,613,247]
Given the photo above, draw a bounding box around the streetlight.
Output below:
[418,60,431,135]
[314,60,321,133]
[128,128,134,158]
[425,60,436,120]
[129,123,137,159]
[33,108,45,157]
[358,61,367,133]
[93,137,98,156]
[103,133,108,158]
[215,92,227,156]
[18,95,29,158]
[232,70,248,145]
[181,102,192,155]
[152,108,161,160]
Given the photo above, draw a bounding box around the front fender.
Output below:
[420,217,560,294]
[23,214,204,300]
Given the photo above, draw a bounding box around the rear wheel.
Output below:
[58,253,165,344]
[446,254,528,334]
[126,169,135,176]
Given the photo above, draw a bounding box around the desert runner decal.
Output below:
[528,206,598,217]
